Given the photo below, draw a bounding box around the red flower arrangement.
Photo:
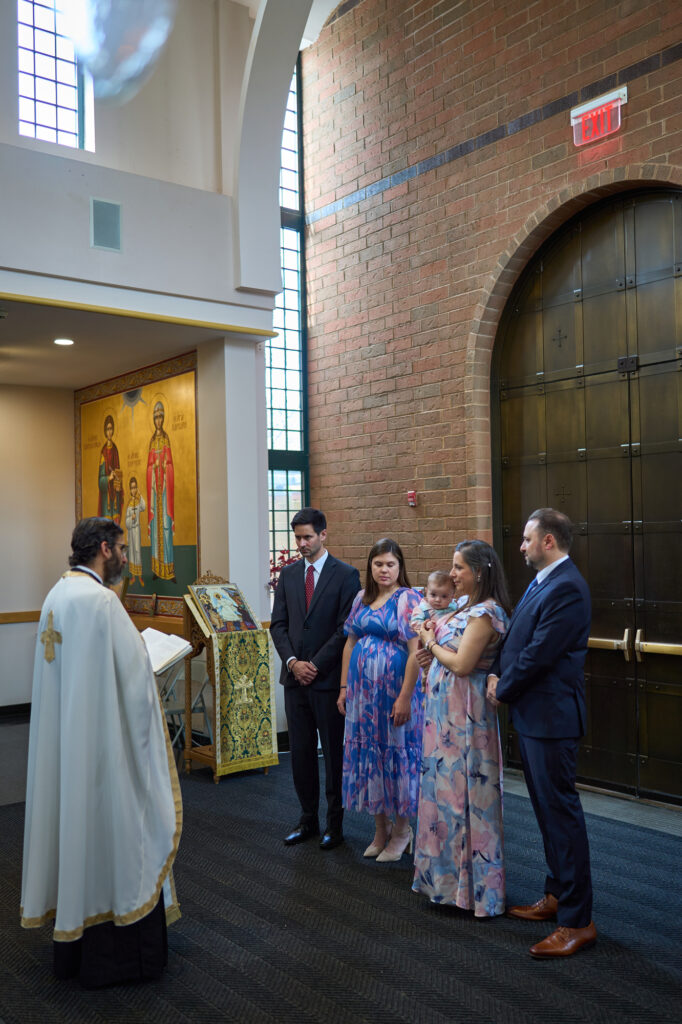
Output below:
[268,548,301,591]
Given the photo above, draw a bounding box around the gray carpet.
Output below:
[1,761,680,1023]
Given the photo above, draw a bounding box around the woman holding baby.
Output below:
[412,540,511,917]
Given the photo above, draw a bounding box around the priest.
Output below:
[21,517,182,987]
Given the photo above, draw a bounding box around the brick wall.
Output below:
[301,0,682,580]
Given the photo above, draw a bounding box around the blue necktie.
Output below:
[517,577,539,609]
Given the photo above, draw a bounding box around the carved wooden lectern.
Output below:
[183,571,278,783]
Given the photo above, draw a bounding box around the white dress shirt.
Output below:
[535,553,569,585]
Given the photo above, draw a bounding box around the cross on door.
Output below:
[552,327,568,349]
[555,485,572,505]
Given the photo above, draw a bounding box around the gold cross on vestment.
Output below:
[40,610,62,663]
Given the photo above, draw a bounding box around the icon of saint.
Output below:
[98,414,123,523]
[125,476,146,586]
[147,401,175,582]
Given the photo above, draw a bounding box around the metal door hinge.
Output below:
[617,354,638,373]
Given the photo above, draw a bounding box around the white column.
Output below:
[197,334,282,729]
[196,335,270,621]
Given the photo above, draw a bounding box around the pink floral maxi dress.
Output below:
[412,599,509,917]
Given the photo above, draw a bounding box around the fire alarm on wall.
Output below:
[407,490,417,507]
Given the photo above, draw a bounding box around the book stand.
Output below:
[183,571,278,783]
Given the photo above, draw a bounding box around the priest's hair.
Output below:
[69,517,123,567]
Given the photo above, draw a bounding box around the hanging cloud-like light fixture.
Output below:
[58,0,178,104]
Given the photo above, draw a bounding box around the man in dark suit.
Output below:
[487,508,596,958]
[270,508,360,850]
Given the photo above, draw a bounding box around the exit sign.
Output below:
[570,87,628,147]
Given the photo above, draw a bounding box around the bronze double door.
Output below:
[494,190,682,802]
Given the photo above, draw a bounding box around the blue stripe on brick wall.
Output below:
[306,41,682,225]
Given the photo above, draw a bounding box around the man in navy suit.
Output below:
[270,508,360,850]
[487,508,596,958]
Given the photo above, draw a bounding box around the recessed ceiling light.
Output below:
[54,338,74,346]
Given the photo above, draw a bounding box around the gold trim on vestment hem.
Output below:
[20,905,57,928]
[165,903,181,926]
[21,657,184,940]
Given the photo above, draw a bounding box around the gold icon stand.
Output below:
[183,571,278,783]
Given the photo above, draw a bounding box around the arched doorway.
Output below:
[493,189,682,803]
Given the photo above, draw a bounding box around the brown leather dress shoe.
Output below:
[530,921,597,958]
[508,893,558,921]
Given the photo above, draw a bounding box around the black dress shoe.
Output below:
[319,832,344,850]
[283,825,319,845]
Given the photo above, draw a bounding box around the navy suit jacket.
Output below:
[269,555,360,691]
[493,559,591,739]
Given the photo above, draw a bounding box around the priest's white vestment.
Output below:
[21,571,182,941]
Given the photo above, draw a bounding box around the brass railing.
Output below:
[588,628,682,662]
[588,628,631,661]
[634,629,682,662]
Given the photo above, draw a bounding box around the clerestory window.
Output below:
[268,59,309,565]
[17,0,93,150]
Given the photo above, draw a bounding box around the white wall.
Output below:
[0,0,310,726]
[0,0,253,192]
[0,0,290,326]
[0,385,75,704]
[0,142,241,308]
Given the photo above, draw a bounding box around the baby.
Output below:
[410,570,459,633]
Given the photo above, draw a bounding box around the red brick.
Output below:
[300,0,681,574]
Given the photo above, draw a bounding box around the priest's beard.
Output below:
[103,550,124,586]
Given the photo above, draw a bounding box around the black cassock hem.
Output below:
[53,891,168,988]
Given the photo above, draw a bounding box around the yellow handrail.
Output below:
[634,628,682,661]
[588,628,631,661]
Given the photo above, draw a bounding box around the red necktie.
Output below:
[305,564,315,610]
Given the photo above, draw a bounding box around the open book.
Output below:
[141,628,192,674]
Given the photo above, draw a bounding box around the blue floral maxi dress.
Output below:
[412,599,509,916]
[342,588,423,817]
